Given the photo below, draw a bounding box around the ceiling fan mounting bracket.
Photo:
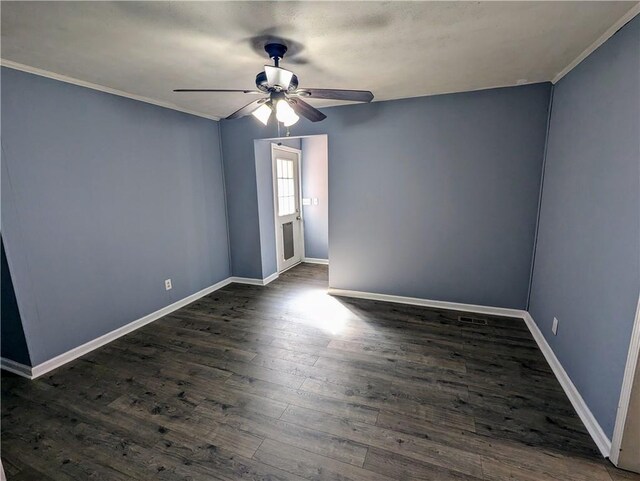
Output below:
[264,43,288,64]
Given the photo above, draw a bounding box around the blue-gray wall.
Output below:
[221,121,262,278]
[1,238,31,365]
[222,83,551,308]
[1,67,230,366]
[254,139,277,279]
[301,136,329,260]
[528,16,640,439]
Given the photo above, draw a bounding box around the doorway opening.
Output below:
[253,135,328,277]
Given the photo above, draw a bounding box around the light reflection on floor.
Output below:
[287,289,359,335]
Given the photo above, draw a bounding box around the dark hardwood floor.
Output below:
[2,264,638,480]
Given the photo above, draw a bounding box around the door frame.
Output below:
[271,143,305,273]
[610,291,640,465]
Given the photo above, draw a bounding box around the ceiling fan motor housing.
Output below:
[264,43,288,61]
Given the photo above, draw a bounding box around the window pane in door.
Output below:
[276,158,296,216]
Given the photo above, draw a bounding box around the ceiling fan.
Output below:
[174,43,374,126]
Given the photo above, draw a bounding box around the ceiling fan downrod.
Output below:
[264,43,288,67]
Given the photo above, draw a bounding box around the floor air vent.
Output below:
[458,315,488,325]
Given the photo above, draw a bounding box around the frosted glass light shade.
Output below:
[276,100,299,126]
[252,103,272,125]
[282,112,299,127]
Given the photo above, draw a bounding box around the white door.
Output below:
[272,144,303,272]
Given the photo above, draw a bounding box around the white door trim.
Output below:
[270,143,302,155]
[271,143,305,272]
[610,291,640,465]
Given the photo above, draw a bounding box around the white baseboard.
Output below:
[3,277,234,380]
[328,287,610,457]
[1,276,611,458]
[0,274,284,380]
[230,272,278,286]
[523,312,611,457]
[327,288,526,319]
[229,276,265,286]
[263,272,279,285]
[0,357,32,379]
[303,258,329,265]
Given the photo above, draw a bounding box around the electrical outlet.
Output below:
[552,317,559,335]
[165,279,172,291]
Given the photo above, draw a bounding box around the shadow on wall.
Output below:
[1,238,31,365]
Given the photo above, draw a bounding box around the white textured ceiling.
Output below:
[1,1,638,119]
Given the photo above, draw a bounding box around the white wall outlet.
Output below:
[165,279,172,291]
[552,317,559,335]
[313,198,319,205]
[302,198,311,206]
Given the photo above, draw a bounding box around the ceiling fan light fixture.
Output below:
[276,99,299,126]
[282,111,299,127]
[175,42,373,123]
[251,103,272,125]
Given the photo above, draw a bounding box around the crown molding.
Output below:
[0,59,220,121]
[552,3,640,84]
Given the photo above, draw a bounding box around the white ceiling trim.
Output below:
[0,59,221,121]
[552,2,640,84]
[2,2,638,117]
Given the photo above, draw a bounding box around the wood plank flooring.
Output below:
[2,263,638,480]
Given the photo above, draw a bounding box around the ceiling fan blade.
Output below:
[174,89,263,94]
[226,98,267,120]
[293,88,374,102]
[264,65,293,89]
[288,98,327,123]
